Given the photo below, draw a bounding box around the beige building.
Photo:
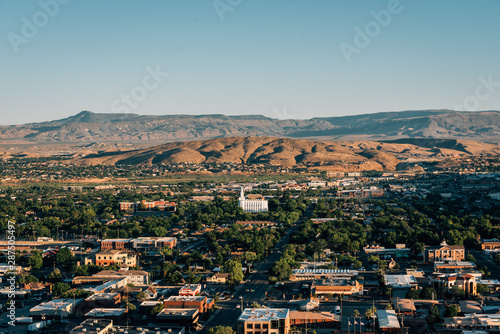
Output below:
[481,238,500,250]
[206,273,228,285]
[238,309,290,334]
[311,279,364,296]
[95,250,137,267]
[424,240,465,263]
[429,273,477,296]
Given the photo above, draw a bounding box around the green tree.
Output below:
[151,303,164,316]
[52,282,71,296]
[251,301,263,308]
[270,258,292,281]
[27,251,43,270]
[127,302,137,312]
[406,289,420,299]
[476,283,490,295]
[223,259,244,287]
[24,274,39,283]
[55,247,74,264]
[429,304,440,320]
[365,306,377,319]
[444,304,461,317]
[136,291,147,301]
[450,285,465,299]
[74,265,89,276]
[208,326,236,334]
[465,254,476,263]
[48,268,62,281]
[385,303,394,310]
[420,287,437,300]
[353,260,362,270]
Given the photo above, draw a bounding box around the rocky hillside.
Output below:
[1,110,499,143]
[75,136,500,171]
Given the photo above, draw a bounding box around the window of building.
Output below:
[255,324,261,329]
[263,324,268,329]
[247,324,253,329]
[271,321,278,329]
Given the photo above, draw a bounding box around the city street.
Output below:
[201,208,313,333]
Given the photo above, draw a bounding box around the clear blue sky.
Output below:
[1,0,499,125]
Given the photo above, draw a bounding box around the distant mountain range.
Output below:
[1,110,500,143]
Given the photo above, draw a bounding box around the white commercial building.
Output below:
[30,298,83,319]
[384,274,418,288]
[238,188,268,213]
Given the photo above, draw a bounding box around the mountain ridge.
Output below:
[74,136,500,171]
[1,110,499,143]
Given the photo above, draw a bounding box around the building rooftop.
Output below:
[239,308,289,321]
[443,314,500,328]
[71,319,185,334]
[180,284,201,290]
[101,239,131,243]
[85,279,125,293]
[166,295,206,302]
[293,269,358,275]
[289,311,340,321]
[157,308,199,318]
[434,261,475,267]
[85,308,127,317]
[141,301,164,307]
[31,298,83,313]
[384,274,417,288]
[70,319,113,334]
[377,310,401,329]
[85,293,120,301]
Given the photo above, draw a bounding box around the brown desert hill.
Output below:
[74,136,500,171]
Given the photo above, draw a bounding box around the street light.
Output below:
[240,296,243,310]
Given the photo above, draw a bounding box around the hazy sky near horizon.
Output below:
[1,0,500,125]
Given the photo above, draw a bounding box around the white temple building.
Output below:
[238,188,268,213]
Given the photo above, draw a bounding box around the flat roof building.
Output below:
[377,309,401,333]
[441,314,500,332]
[30,298,84,319]
[70,319,186,334]
[289,311,341,329]
[84,308,127,322]
[290,269,358,281]
[238,308,290,334]
[164,295,211,313]
[311,279,364,295]
[157,308,199,328]
[70,319,113,334]
[384,275,418,289]
[179,284,201,296]
[84,293,121,308]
